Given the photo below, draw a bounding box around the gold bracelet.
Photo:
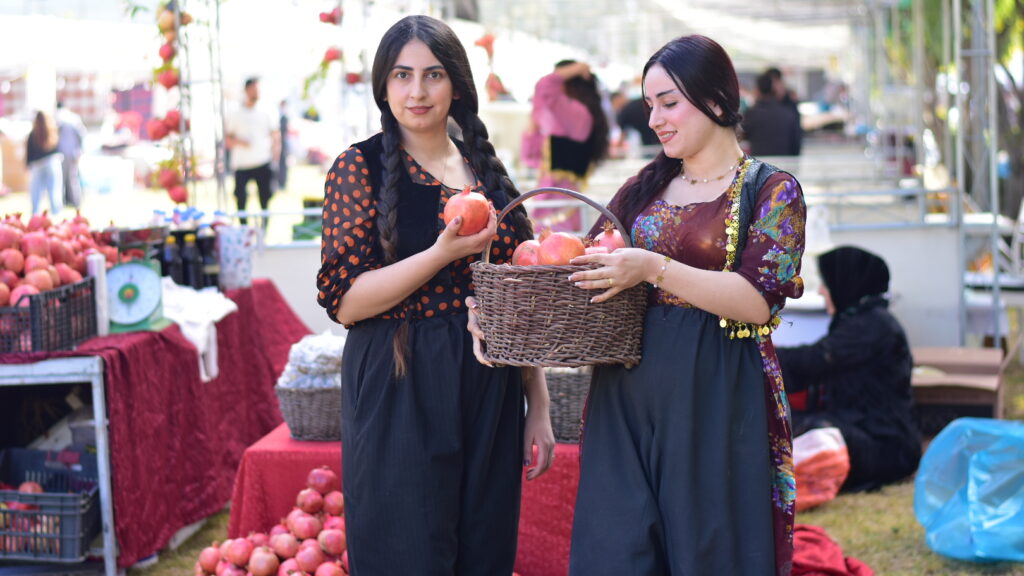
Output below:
[652,255,671,288]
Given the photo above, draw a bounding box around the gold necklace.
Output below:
[680,155,745,186]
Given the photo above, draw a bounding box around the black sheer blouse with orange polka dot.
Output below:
[316,134,521,328]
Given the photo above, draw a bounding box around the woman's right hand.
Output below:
[433,207,498,262]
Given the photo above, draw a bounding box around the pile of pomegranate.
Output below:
[511,222,627,266]
[0,211,121,308]
[195,466,348,576]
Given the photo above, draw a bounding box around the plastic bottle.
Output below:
[196,224,220,289]
[181,233,204,289]
[161,235,184,284]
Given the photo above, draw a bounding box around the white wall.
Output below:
[252,242,345,337]
[831,225,961,347]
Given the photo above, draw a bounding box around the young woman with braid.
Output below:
[315,15,554,575]
[563,35,806,575]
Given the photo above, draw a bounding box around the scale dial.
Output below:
[107,261,162,326]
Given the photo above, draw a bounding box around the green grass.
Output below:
[129,363,1024,576]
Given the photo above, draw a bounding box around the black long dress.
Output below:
[316,134,526,575]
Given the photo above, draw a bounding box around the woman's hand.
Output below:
[568,248,659,303]
[522,367,555,480]
[524,403,555,480]
[465,296,492,367]
[434,207,498,263]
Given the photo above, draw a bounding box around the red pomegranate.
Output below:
[538,232,585,266]
[591,222,626,252]
[511,239,541,266]
[307,466,339,495]
[443,187,490,236]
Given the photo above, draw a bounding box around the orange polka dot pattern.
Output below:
[316,145,521,327]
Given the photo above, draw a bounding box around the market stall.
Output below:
[0,279,310,571]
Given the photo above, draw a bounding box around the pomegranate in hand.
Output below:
[443,186,490,236]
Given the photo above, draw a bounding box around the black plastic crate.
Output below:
[0,278,97,354]
[0,449,100,562]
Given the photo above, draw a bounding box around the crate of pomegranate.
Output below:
[469,187,646,368]
[0,211,100,353]
[0,448,101,562]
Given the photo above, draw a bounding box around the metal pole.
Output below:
[942,0,953,185]
[986,0,1001,349]
[214,0,228,211]
[955,0,967,345]
[210,0,227,212]
[912,0,925,172]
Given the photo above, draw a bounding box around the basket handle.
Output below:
[481,187,633,263]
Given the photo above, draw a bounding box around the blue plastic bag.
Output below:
[914,417,1024,562]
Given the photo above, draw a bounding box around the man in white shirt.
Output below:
[225,77,279,227]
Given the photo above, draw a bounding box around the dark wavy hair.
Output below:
[597,35,742,236]
[370,15,533,375]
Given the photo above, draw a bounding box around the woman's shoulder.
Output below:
[349,132,384,156]
[330,133,385,173]
[748,158,799,188]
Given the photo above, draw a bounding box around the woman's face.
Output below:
[643,63,719,160]
[385,39,455,136]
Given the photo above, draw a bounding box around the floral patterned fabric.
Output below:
[631,161,805,576]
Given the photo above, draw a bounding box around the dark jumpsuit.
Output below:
[316,133,525,576]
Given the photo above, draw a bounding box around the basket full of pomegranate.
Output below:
[469,187,646,368]
[0,211,111,353]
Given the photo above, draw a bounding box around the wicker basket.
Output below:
[275,386,341,441]
[546,368,591,444]
[470,187,646,367]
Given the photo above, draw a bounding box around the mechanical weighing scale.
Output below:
[97,226,174,333]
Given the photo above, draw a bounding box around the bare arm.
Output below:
[336,210,497,325]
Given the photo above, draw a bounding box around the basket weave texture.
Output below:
[470,187,646,367]
[546,368,590,444]
[275,386,341,441]
[471,263,646,366]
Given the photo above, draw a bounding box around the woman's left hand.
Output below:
[568,248,656,304]
[523,401,555,480]
[465,296,492,367]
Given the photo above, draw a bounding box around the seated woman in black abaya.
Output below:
[778,246,921,492]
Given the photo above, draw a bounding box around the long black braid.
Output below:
[375,110,413,376]
[452,106,534,243]
[377,111,404,265]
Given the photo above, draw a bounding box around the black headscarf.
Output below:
[818,246,890,314]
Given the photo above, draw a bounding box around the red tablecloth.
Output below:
[0,279,311,568]
[228,422,342,536]
[228,423,580,576]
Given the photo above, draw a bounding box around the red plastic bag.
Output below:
[795,427,850,512]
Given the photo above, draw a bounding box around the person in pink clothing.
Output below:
[523,60,609,231]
